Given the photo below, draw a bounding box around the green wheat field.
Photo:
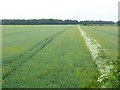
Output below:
[2,25,118,88]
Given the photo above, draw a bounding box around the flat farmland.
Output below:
[2,25,118,88]
[2,25,101,88]
[80,26,118,58]
[80,26,118,70]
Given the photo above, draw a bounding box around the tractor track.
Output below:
[3,26,71,80]
[3,27,70,64]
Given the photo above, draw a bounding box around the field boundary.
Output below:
[78,25,115,88]
[3,26,72,80]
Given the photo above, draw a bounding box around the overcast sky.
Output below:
[0,0,119,21]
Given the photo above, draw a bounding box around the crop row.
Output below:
[3,26,71,80]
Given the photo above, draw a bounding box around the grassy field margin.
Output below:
[78,25,118,88]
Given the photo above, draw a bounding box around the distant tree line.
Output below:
[1,19,78,25]
[118,21,120,26]
[0,19,115,25]
[80,20,115,26]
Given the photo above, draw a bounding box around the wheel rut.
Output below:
[3,26,71,80]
